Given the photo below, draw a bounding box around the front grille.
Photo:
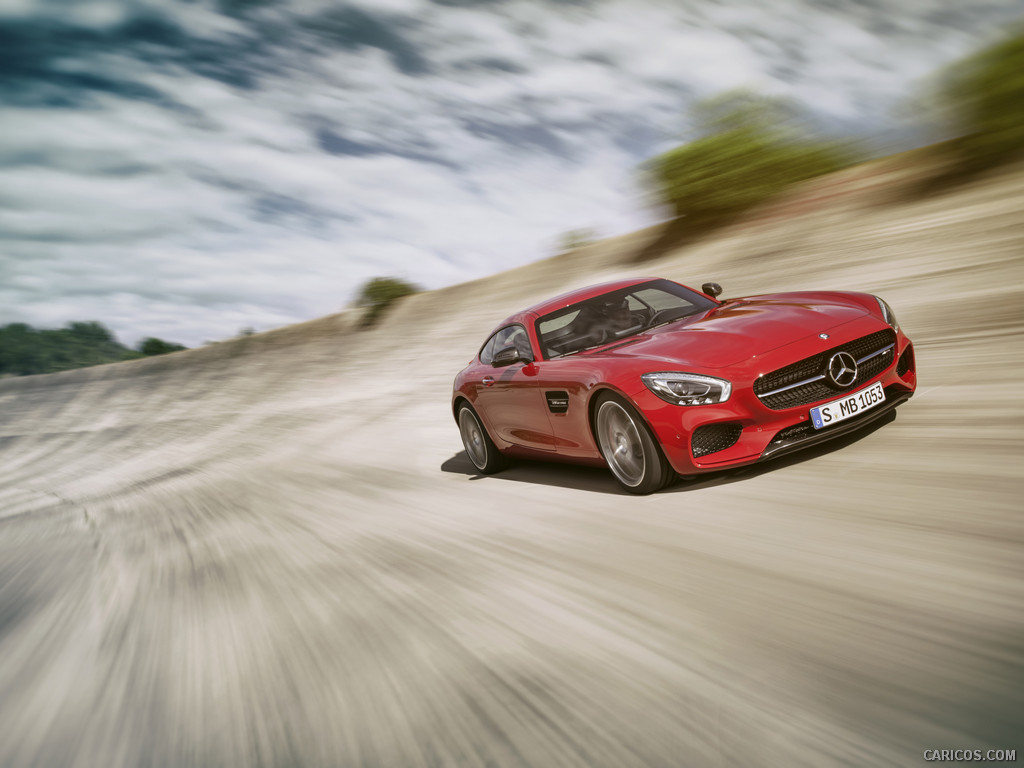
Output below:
[754,329,896,410]
[692,423,743,458]
[896,343,915,376]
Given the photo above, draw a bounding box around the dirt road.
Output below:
[1,160,1022,767]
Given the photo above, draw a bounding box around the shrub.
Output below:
[937,26,1024,171]
[644,90,854,238]
[356,277,420,327]
[138,337,187,356]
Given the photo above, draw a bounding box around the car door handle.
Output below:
[482,376,495,386]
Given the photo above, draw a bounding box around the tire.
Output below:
[594,393,673,494]
[457,403,508,475]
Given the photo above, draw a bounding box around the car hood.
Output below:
[595,294,869,368]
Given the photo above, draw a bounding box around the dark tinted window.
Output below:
[480,324,532,364]
[479,333,498,364]
[536,279,716,357]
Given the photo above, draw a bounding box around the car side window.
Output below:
[496,325,529,356]
[479,333,498,364]
[481,325,532,364]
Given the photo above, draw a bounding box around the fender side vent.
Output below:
[545,391,569,414]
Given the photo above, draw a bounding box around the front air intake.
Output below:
[896,343,915,377]
[692,423,743,458]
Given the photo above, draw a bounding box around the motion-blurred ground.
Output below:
[1,155,1023,767]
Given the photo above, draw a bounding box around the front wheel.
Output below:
[457,403,507,474]
[594,393,673,494]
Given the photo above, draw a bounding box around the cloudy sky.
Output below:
[1,0,1020,347]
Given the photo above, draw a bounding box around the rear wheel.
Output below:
[594,393,673,494]
[457,403,507,474]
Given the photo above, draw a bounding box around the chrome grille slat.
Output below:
[759,374,826,398]
[753,330,896,411]
[856,343,896,365]
[760,342,897,398]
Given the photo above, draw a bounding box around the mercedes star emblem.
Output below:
[819,333,830,339]
[827,351,858,388]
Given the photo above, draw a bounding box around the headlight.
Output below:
[642,372,731,406]
[874,296,899,331]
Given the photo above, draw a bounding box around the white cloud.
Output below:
[1,0,1020,348]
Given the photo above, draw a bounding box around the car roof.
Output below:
[518,277,662,319]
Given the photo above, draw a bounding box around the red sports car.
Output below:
[452,277,916,494]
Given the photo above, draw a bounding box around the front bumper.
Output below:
[631,332,917,476]
[758,385,913,462]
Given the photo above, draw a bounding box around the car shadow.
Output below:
[440,410,898,496]
[440,451,621,493]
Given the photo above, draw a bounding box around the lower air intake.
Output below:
[897,343,915,376]
[692,423,743,458]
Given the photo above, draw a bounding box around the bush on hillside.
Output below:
[138,337,187,356]
[644,90,855,238]
[356,277,420,327]
[937,26,1024,171]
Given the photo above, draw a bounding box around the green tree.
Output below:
[0,321,179,376]
[66,321,115,345]
[356,277,420,327]
[937,26,1024,171]
[0,323,40,375]
[644,90,854,237]
[138,337,187,356]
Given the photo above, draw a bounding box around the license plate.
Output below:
[809,381,885,429]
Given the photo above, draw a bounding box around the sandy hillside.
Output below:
[1,155,1023,767]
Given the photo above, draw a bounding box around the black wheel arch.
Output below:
[452,395,471,423]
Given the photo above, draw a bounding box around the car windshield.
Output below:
[536,279,717,358]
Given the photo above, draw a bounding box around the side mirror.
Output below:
[701,282,723,299]
[492,346,531,367]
